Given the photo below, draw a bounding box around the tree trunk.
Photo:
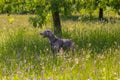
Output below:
[99,8,103,20]
[52,11,62,37]
[50,0,62,37]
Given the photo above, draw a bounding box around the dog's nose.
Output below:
[40,32,43,35]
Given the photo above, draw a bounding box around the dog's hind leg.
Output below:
[70,43,74,56]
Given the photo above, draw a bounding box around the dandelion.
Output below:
[53,65,56,71]
[102,68,106,72]
[86,54,90,59]
[81,64,86,69]
[49,77,53,80]
[113,72,117,76]
[24,59,27,63]
[88,43,91,47]
[46,48,49,51]
[75,58,79,64]
[114,41,117,45]
[60,66,64,71]
[93,60,97,64]
[24,46,27,51]
[8,17,14,24]
[88,78,92,80]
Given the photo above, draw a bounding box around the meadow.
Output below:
[0,14,120,80]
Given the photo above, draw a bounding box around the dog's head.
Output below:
[40,30,53,38]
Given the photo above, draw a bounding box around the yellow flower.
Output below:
[8,17,14,24]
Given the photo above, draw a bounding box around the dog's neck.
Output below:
[48,34,58,43]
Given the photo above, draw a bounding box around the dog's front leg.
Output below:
[51,47,55,58]
[52,45,60,58]
[50,43,55,58]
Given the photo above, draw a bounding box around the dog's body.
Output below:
[40,30,74,55]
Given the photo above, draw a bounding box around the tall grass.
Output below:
[0,15,120,79]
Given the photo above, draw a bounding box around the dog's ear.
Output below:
[49,33,53,37]
[46,30,50,35]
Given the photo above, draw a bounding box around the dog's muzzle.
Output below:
[40,32,46,38]
[40,32,43,35]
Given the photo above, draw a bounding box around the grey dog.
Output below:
[40,30,74,56]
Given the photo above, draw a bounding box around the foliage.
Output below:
[109,0,120,10]
[0,0,36,14]
[0,0,119,27]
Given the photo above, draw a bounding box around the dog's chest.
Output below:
[49,41,55,47]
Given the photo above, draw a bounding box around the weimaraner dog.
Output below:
[40,30,74,56]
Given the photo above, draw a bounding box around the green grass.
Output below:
[0,14,120,80]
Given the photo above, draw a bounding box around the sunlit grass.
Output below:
[0,14,120,80]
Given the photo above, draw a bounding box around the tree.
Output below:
[109,0,120,15]
[29,0,77,37]
[97,0,104,20]
[50,0,62,37]
[99,8,103,20]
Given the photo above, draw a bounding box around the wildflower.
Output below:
[88,43,91,47]
[8,17,14,24]
[75,58,79,64]
[86,54,90,59]
[24,46,27,51]
[88,78,92,80]
[49,77,53,80]
[102,68,106,72]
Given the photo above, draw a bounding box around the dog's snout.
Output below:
[40,32,43,35]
